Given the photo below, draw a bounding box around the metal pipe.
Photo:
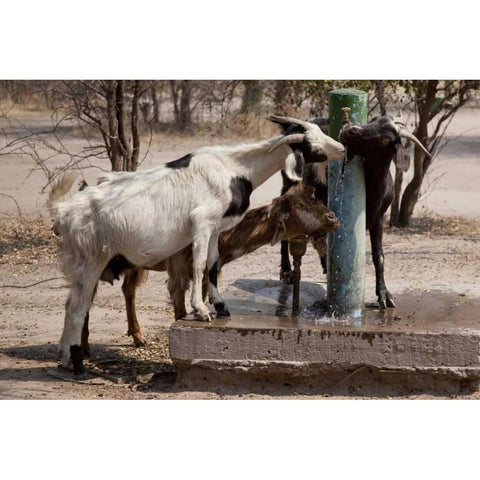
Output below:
[327,89,367,318]
[289,235,308,316]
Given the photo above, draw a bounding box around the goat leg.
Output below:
[190,224,214,321]
[166,258,189,320]
[208,261,230,316]
[80,283,98,357]
[122,270,146,346]
[59,267,102,375]
[81,311,90,357]
[370,222,395,309]
[206,234,230,316]
[279,239,293,285]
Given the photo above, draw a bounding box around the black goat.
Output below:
[279,115,430,309]
[339,115,430,308]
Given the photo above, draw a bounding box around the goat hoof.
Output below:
[73,365,86,376]
[133,337,147,348]
[214,302,231,317]
[59,350,70,368]
[194,308,212,322]
[75,372,89,381]
[70,345,86,375]
[386,294,395,308]
[130,332,147,347]
[378,299,387,309]
[57,341,68,362]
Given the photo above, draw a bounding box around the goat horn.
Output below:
[268,133,305,153]
[396,127,431,158]
[268,115,310,129]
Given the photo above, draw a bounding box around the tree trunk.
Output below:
[397,81,438,226]
[170,80,180,126]
[104,80,141,172]
[241,81,263,114]
[374,80,387,116]
[116,80,132,171]
[151,83,161,124]
[170,80,192,132]
[130,80,140,172]
[273,81,291,115]
[389,168,403,227]
[105,81,123,172]
[179,80,192,132]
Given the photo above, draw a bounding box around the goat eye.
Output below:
[380,138,390,146]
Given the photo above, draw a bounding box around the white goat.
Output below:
[49,115,345,374]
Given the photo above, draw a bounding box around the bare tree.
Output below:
[388,80,479,227]
[149,80,164,124]
[240,81,264,114]
[54,80,147,172]
[0,80,154,195]
[169,80,195,132]
[2,79,477,223]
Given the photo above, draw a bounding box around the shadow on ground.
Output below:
[0,338,177,393]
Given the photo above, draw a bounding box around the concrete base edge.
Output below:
[173,359,480,396]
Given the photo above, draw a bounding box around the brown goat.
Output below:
[81,184,339,352]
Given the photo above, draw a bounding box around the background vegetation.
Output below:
[1,80,478,226]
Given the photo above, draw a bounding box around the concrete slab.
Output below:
[169,290,480,395]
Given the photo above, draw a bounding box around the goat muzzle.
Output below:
[320,212,340,232]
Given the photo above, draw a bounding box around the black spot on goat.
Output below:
[223,176,253,218]
[165,153,193,169]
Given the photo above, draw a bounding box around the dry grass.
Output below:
[389,214,480,238]
[147,114,282,148]
[2,212,478,267]
[88,333,175,385]
[0,214,57,264]
[0,99,53,117]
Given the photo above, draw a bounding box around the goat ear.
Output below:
[270,198,290,246]
[303,183,315,198]
[284,150,304,182]
[308,117,329,134]
[268,115,307,134]
[394,141,411,172]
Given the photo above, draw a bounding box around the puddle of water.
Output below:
[219,279,480,333]
[230,278,326,317]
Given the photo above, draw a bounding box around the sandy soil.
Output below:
[1,106,479,399]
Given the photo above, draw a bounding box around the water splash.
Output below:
[330,147,348,250]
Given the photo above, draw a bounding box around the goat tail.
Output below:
[47,172,78,219]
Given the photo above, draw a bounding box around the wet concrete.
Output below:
[183,282,480,333]
[170,283,480,395]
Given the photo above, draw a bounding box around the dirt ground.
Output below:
[1,106,480,399]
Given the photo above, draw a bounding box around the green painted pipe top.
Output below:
[329,88,368,97]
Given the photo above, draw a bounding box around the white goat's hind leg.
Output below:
[58,269,101,374]
[191,226,213,321]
